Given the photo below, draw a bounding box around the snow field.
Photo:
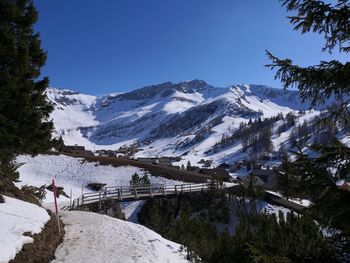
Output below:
[15,154,183,204]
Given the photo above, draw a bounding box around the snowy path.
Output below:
[51,211,189,263]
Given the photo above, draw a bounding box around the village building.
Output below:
[217,162,230,170]
[95,149,128,158]
[62,145,94,156]
[237,168,282,190]
[137,157,173,167]
[198,168,231,181]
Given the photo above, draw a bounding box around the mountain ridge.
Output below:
[47,80,338,166]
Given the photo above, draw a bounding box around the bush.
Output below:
[21,185,46,202]
[46,183,69,198]
[86,182,107,191]
[129,172,150,186]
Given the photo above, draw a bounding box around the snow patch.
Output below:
[0,196,50,263]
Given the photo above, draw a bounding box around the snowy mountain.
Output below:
[47,80,338,165]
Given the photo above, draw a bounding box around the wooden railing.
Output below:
[70,183,220,210]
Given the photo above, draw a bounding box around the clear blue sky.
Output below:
[34,0,345,95]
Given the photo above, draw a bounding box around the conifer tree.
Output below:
[267,0,350,122]
[0,0,53,178]
[266,0,350,257]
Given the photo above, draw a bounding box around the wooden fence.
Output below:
[70,183,219,210]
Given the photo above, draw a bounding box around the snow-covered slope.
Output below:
[15,154,182,204]
[47,80,338,164]
[51,211,189,263]
[0,196,50,263]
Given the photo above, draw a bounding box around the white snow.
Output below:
[121,200,146,223]
[51,211,189,263]
[15,154,183,204]
[46,82,346,166]
[266,190,312,207]
[0,196,50,263]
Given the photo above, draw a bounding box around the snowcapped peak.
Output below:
[47,80,337,160]
[177,79,208,91]
[47,87,96,107]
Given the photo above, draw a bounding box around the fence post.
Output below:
[99,192,102,211]
[162,185,165,196]
[135,188,138,199]
[149,186,153,198]
[69,188,72,208]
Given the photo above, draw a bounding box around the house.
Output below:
[137,157,173,167]
[137,158,154,165]
[239,168,282,190]
[96,150,127,158]
[62,145,85,152]
[218,162,230,170]
[62,145,94,156]
[157,158,173,167]
[198,159,212,168]
[237,174,265,188]
[230,161,244,172]
[199,168,231,181]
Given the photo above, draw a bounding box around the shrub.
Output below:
[86,182,107,191]
[21,185,46,202]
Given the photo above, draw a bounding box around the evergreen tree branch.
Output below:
[265,50,350,113]
[281,0,350,52]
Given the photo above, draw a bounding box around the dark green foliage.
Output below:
[288,112,339,148]
[281,140,350,237]
[277,112,296,135]
[278,140,350,259]
[0,0,53,177]
[242,212,337,263]
[267,0,350,121]
[212,115,281,158]
[50,136,65,151]
[267,3,350,257]
[0,160,20,181]
[139,190,337,263]
[277,154,294,199]
[129,172,150,186]
[186,161,192,170]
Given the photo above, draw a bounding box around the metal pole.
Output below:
[52,179,61,236]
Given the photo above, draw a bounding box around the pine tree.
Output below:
[265,0,350,258]
[186,161,191,170]
[266,0,350,122]
[129,172,140,186]
[0,0,53,178]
